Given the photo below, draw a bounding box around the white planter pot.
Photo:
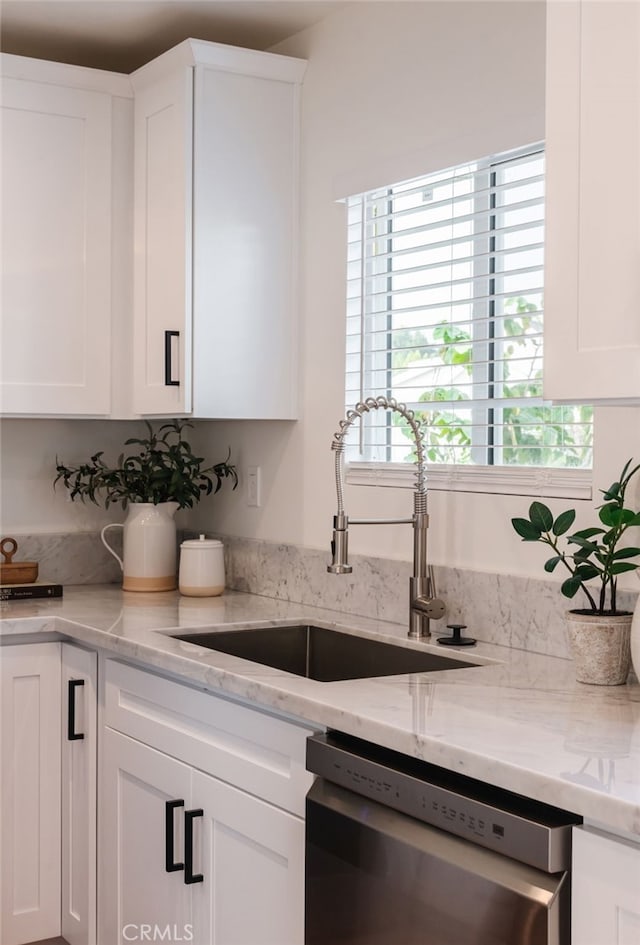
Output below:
[566,611,632,686]
[101,502,179,592]
[630,597,640,681]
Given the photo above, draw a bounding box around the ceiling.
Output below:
[0,1,347,73]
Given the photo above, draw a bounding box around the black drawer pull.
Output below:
[165,799,185,872]
[67,679,85,741]
[184,808,204,884]
[164,330,180,387]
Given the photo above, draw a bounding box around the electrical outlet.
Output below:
[247,466,261,507]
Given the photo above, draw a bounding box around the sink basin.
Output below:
[169,625,476,682]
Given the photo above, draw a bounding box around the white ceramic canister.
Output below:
[179,535,225,597]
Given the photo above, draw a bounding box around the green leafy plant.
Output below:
[54,419,238,510]
[511,459,640,615]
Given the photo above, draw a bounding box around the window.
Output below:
[344,145,593,494]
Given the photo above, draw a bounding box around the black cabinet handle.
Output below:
[67,679,85,741]
[165,800,185,873]
[184,808,204,884]
[164,330,180,387]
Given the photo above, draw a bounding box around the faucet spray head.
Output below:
[328,513,352,574]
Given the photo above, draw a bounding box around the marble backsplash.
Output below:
[5,531,123,586]
[7,530,638,661]
[220,535,640,661]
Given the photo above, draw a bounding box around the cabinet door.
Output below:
[99,728,193,945]
[1,76,113,415]
[132,67,193,415]
[0,642,61,945]
[192,768,305,945]
[572,826,640,944]
[544,0,640,402]
[62,643,98,945]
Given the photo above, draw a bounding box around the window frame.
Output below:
[345,460,592,500]
[343,144,593,499]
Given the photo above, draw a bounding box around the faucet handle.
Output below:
[428,564,437,598]
[413,596,446,620]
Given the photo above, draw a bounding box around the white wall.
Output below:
[3,0,640,588]
[1,419,143,533]
[0,417,238,535]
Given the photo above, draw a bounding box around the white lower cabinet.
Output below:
[101,728,304,945]
[0,643,61,945]
[0,640,97,945]
[5,639,640,945]
[572,825,640,944]
[99,658,313,945]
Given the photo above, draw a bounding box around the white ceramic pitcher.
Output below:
[101,502,179,592]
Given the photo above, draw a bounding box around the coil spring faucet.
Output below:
[328,396,445,638]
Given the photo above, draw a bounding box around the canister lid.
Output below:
[180,534,223,549]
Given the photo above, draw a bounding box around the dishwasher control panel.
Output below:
[306,731,581,873]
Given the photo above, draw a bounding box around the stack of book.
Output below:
[0,582,63,601]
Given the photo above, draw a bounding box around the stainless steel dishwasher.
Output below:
[305,732,581,945]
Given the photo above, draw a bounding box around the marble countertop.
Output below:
[2,585,640,837]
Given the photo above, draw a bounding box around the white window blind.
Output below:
[345,145,593,474]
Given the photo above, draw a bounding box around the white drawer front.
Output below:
[103,659,315,815]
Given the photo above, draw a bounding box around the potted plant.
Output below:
[54,418,237,509]
[54,420,238,592]
[511,458,640,685]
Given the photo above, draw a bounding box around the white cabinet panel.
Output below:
[62,642,98,945]
[572,826,640,944]
[193,768,305,945]
[100,727,194,945]
[544,0,640,402]
[100,725,305,945]
[99,657,311,945]
[191,66,300,419]
[1,75,113,415]
[0,642,62,945]
[132,68,193,415]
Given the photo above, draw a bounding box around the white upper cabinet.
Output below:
[544,0,640,403]
[131,40,306,419]
[1,40,304,419]
[0,54,133,417]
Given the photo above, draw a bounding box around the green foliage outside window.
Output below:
[389,296,593,467]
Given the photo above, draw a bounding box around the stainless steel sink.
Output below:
[169,625,475,681]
